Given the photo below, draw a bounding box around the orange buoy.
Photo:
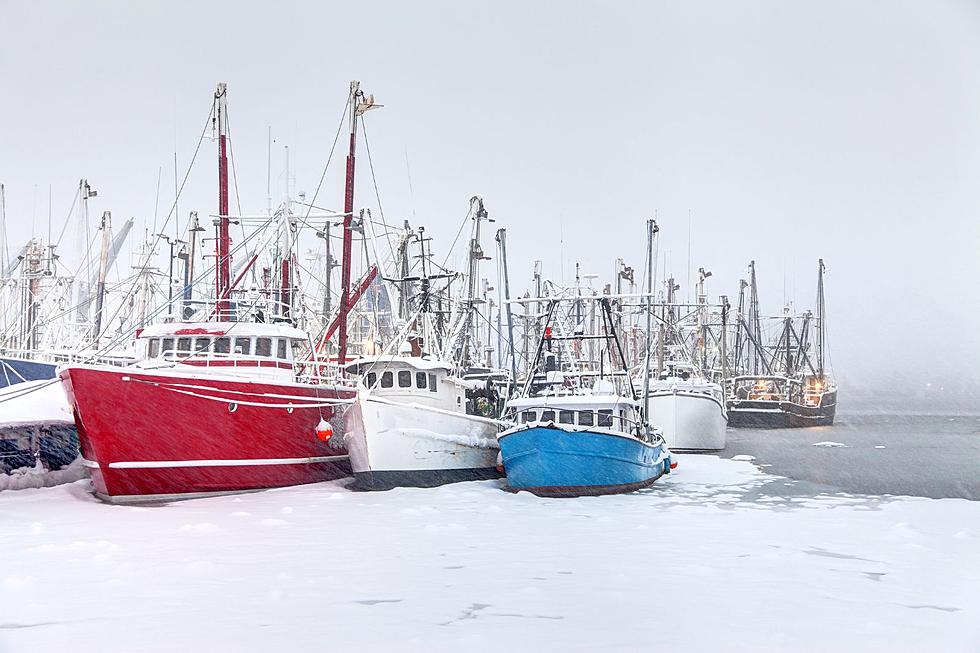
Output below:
[315,418,333,443]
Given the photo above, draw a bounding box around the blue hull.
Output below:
[498,425,671,496]
[0,357,58,389]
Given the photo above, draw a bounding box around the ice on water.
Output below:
[1,455,978,653]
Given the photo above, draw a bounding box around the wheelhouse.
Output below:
[506,395,641,436]
[133,322,310,381]
[345,356,466,413]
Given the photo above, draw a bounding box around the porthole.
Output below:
[228,402,238,413]
[286,406,294,414]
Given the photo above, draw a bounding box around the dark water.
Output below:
[721,411,980,500]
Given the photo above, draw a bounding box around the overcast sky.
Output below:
[1,0,978,393]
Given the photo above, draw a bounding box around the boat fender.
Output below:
[669,459,678,471]
[495,451,504,474]
[315,418,334,443]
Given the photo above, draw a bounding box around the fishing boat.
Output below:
[343,353,503,490]
[58,81,378,502]
[499,223,673,496]
[641,257,728,450]
[500,380,671,497]
[727,260,837,428]
[342,200,506,490]
[61,322,355,501]
[646,362,727,450]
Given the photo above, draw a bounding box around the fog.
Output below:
[1,0,978,406]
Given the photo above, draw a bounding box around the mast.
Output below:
[214,83,231,321]
[733,279,747,374]
[92,211,112,347]
[0,184,6,286]
[642,219,658,436]
[496,228,517,382]
[182,211,202,318]
[461,196,491,368]
[720,294,729,383]
[338,81,380,365]
[748,260,762,375]
[75,179,97,324]
[816,258,826,378]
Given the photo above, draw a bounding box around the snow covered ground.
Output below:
[1,455,978,653]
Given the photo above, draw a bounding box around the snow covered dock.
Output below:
[1,455,978,652]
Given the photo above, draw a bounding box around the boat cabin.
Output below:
[345,356,467,413]
[506,393,641,436]
[133,322,310,381]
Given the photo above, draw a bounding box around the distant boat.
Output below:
[642,265,727,450]
[645,362,727,450]
[727,260,837,428]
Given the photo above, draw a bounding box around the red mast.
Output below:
[337,81,380,364]
[215,83,231,321]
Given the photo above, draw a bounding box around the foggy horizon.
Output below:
[2,0,978,400]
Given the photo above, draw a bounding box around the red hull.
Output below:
[59,366,356,502]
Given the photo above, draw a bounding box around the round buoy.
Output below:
[315,418,333,443]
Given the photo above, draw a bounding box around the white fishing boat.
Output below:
[343,353,502,490]
[342,199,508,490]
[645,362,726,451]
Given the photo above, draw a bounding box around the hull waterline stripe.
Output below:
[107,455,348,469]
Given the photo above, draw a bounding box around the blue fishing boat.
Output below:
[498,221,675,496]
[499,391,672,496]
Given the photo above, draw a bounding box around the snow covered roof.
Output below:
[344,355,453,375]
[137,322,308,340]
[507,393,637,410]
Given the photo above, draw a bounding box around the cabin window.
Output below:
[578,411,594,427]
[521,411,534,423]
[366,372,377,387]
[147,339,160,358]
[559,410,574,424]
[398,370,412,388]
[177,337,191,353]
[291,340,303,361]
[597,410,613,428]
[234,337,251,355]
[193,338,210,353]
[162,338,174,356]
[277,339,287,359]
[214,337,231,354]
[416,372,427,389]
[540,410,555,423]
[428,374,437,392]
[381,371,393,388]
[256,338,272,357]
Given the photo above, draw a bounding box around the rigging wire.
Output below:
[358,118,397,266]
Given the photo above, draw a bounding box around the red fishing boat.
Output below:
[59,81,378,502]
[61,323,355,502]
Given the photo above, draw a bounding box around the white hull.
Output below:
[646,386,727,451]
[343,392,501,488]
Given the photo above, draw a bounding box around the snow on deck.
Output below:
[0,379,72,427]
[1,455,978,652]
